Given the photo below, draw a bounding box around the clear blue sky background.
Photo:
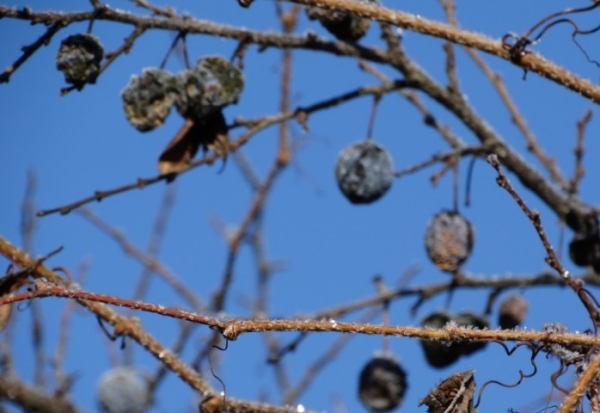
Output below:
[2,1,600,412]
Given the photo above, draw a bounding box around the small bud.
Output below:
[335,140,394,204]
[425,210,474,273]
[56,34,104,88]
[358,353,407,412]
[498,294,528,329]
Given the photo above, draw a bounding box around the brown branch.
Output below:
[3,2,600,102]
[570,109,593,196]
[0,236,214,395]
[487,154,600,328]
[37,79,412,217]
[77,208,205,312]
[0,377,79,413]
[7,279,600,347]
[465,49,570,192]
[0,21,65,84]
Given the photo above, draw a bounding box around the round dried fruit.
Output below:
[121,68,177,132]
[97,367,149,413]
[498,294,528,329]
[419,311,461,368]
[56,33,104,88]
[569,234,600,267]
[424,210,474,273]
[453,312,489,356]
[175,56,244,120]
[306,0,374,42]
[358,352,407,412]
[335,140,394,204]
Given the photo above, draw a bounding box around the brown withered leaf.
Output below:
[419,370,477,413]
[158,111,229,178]
[0,269,29,334]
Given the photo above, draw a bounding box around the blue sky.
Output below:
[2,1,600,412]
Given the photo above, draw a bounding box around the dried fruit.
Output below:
[498,294,528,329]
[56,34,104,88]
[425,210,474,273]
[419,370,477,413]
[419,311,461,368]
[358,352,407,412]
[335,140,394,204]
[569,234,600,267]
[453,312,489,356]
[175,56,244,120]
[97,367,149,413]
[306,0,374,42]
[121,68,177,132]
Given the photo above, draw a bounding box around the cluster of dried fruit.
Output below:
[419,293,528,368]
[121,56,244,132]
[335,140,394,204]
[420,311,489,368]
[358,352,407,412]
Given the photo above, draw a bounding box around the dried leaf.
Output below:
[158,111,229,177]
[0,270,28,334]
[419,370,477,413]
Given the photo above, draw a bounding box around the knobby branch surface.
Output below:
[3,281,600,349]
[0,236,313,413]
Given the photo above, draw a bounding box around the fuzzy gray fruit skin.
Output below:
[335,140,394,204]
[358,353,407,412]
[175,56,244,121]
[97,367,149,413]
[56,34,104,88]
[121,68,177,132]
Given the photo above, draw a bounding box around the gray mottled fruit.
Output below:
[121,68,177,132]
[97,367,149,413]
[56,34,104,88]
[335,140,394,204]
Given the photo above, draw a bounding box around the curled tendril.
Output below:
[474,341,542,408]
[502,3,600,70]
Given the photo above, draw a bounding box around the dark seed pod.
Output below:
[358,353,407,412]
[121,68,177,132]
[452,312,489,356]
[420,312,461,368]
[97,367,149,413]
[306,0,374,42]
[56,34,104,88]
[335,140,394,204]
[175,56,244,121]
[498,294,528,329]
[425,210,474,273]
[569,234,600,267]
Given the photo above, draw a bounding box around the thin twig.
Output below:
[487,154,600,328]
[38,80,411,217]
[0,22,65,84]
[570,109,593,196]
[466,49,570,192]
[77,208,204,312]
